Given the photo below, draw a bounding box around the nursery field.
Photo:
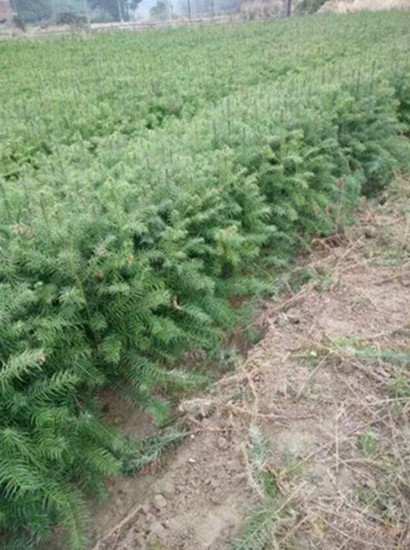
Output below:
[0,11,409,550]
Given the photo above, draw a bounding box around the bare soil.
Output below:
[89,176,410,550]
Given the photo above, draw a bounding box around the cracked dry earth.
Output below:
[89,179,410,550]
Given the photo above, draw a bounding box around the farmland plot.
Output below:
[0,11,409,550]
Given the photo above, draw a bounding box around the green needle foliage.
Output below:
[230,503,280,550]
[230,427,280,550]
[0,11,409,549]
[120,429,188,476]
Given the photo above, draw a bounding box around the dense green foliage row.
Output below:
[0,12,409,549]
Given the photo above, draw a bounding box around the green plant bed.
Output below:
[0,11,409,550]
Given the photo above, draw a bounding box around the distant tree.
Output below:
[13,0,53,22]
[150,0,167,18]
[54,0,86,14]
[296,0,327,14]
[89,0,142,21]
[55,10,87,25]
[12,0,88,22]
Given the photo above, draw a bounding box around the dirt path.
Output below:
[91,177,410,550]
